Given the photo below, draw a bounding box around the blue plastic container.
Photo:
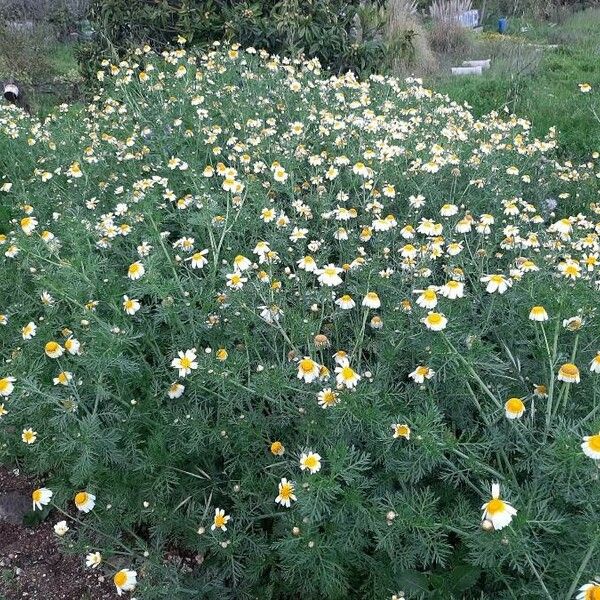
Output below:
[498,17,508,34]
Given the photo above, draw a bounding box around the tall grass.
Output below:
[386,0,438,74]
[428,0,475,54]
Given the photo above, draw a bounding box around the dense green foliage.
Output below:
[78,0,389,83]
[1,44,600,598]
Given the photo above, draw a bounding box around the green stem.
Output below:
[351,309,370,370]
[566,532,599,599]
[450,447,505,480]
[51,504,137,556]
[444,335,502,410]
[148,214,186,298]
[561,334,579,414]
[542,319,559,439]
[525,553,553,600]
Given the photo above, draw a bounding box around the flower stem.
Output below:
[443,335,502,410]
[524,553,553,600]
[541,319,559,440]
[566,532,599,599]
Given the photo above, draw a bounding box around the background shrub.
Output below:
[78,0,390,84]
[428,0,475,54]
[385,0,438,74]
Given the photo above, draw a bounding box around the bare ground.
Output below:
[0,466,114,600]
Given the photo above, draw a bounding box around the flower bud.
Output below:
[481,519,494,532]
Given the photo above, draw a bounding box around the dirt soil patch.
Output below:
[0,466,114,600]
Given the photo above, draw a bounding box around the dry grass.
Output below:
[0,22,55,84]
[386,0,438,75]
[427,0,474,55]
[429,0,473,22]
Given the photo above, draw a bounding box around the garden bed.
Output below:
[0,466,113,599]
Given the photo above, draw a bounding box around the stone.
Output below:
[0,491,31,524]
[451,66,483,76]
[462,59,491,69]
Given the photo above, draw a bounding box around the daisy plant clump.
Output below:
[0,41,600,599]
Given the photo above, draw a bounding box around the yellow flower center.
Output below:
[45,341,59,353]
[75,492,88,506]
[300,359,315,373]
[506,398,524,413]
[113,571,128,587]
[304,455,318,470]
[0,379,9,393]
[270,441,283,455]
[32,489,42,502]
[214,514,225,527]
[586,586,600,600]
[560,363,579,377]
[179,357,192,369]
[486,498,505,515]
[564,264,580,276]
[588,434,600,452]
[396,425,409,437]
[422,290,436,300]
[324,267,337,277]
[321,391,336,405]
[427,313,442,325]
[279,483,293,499]
[341,366,355,380]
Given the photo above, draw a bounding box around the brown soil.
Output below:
[0,466,114,600]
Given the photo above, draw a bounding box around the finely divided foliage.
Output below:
[0,42,600,599]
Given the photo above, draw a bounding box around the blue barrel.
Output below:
[498,17,508,33]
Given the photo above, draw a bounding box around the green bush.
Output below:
[1,44,600,599]
[78,0,389,84]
